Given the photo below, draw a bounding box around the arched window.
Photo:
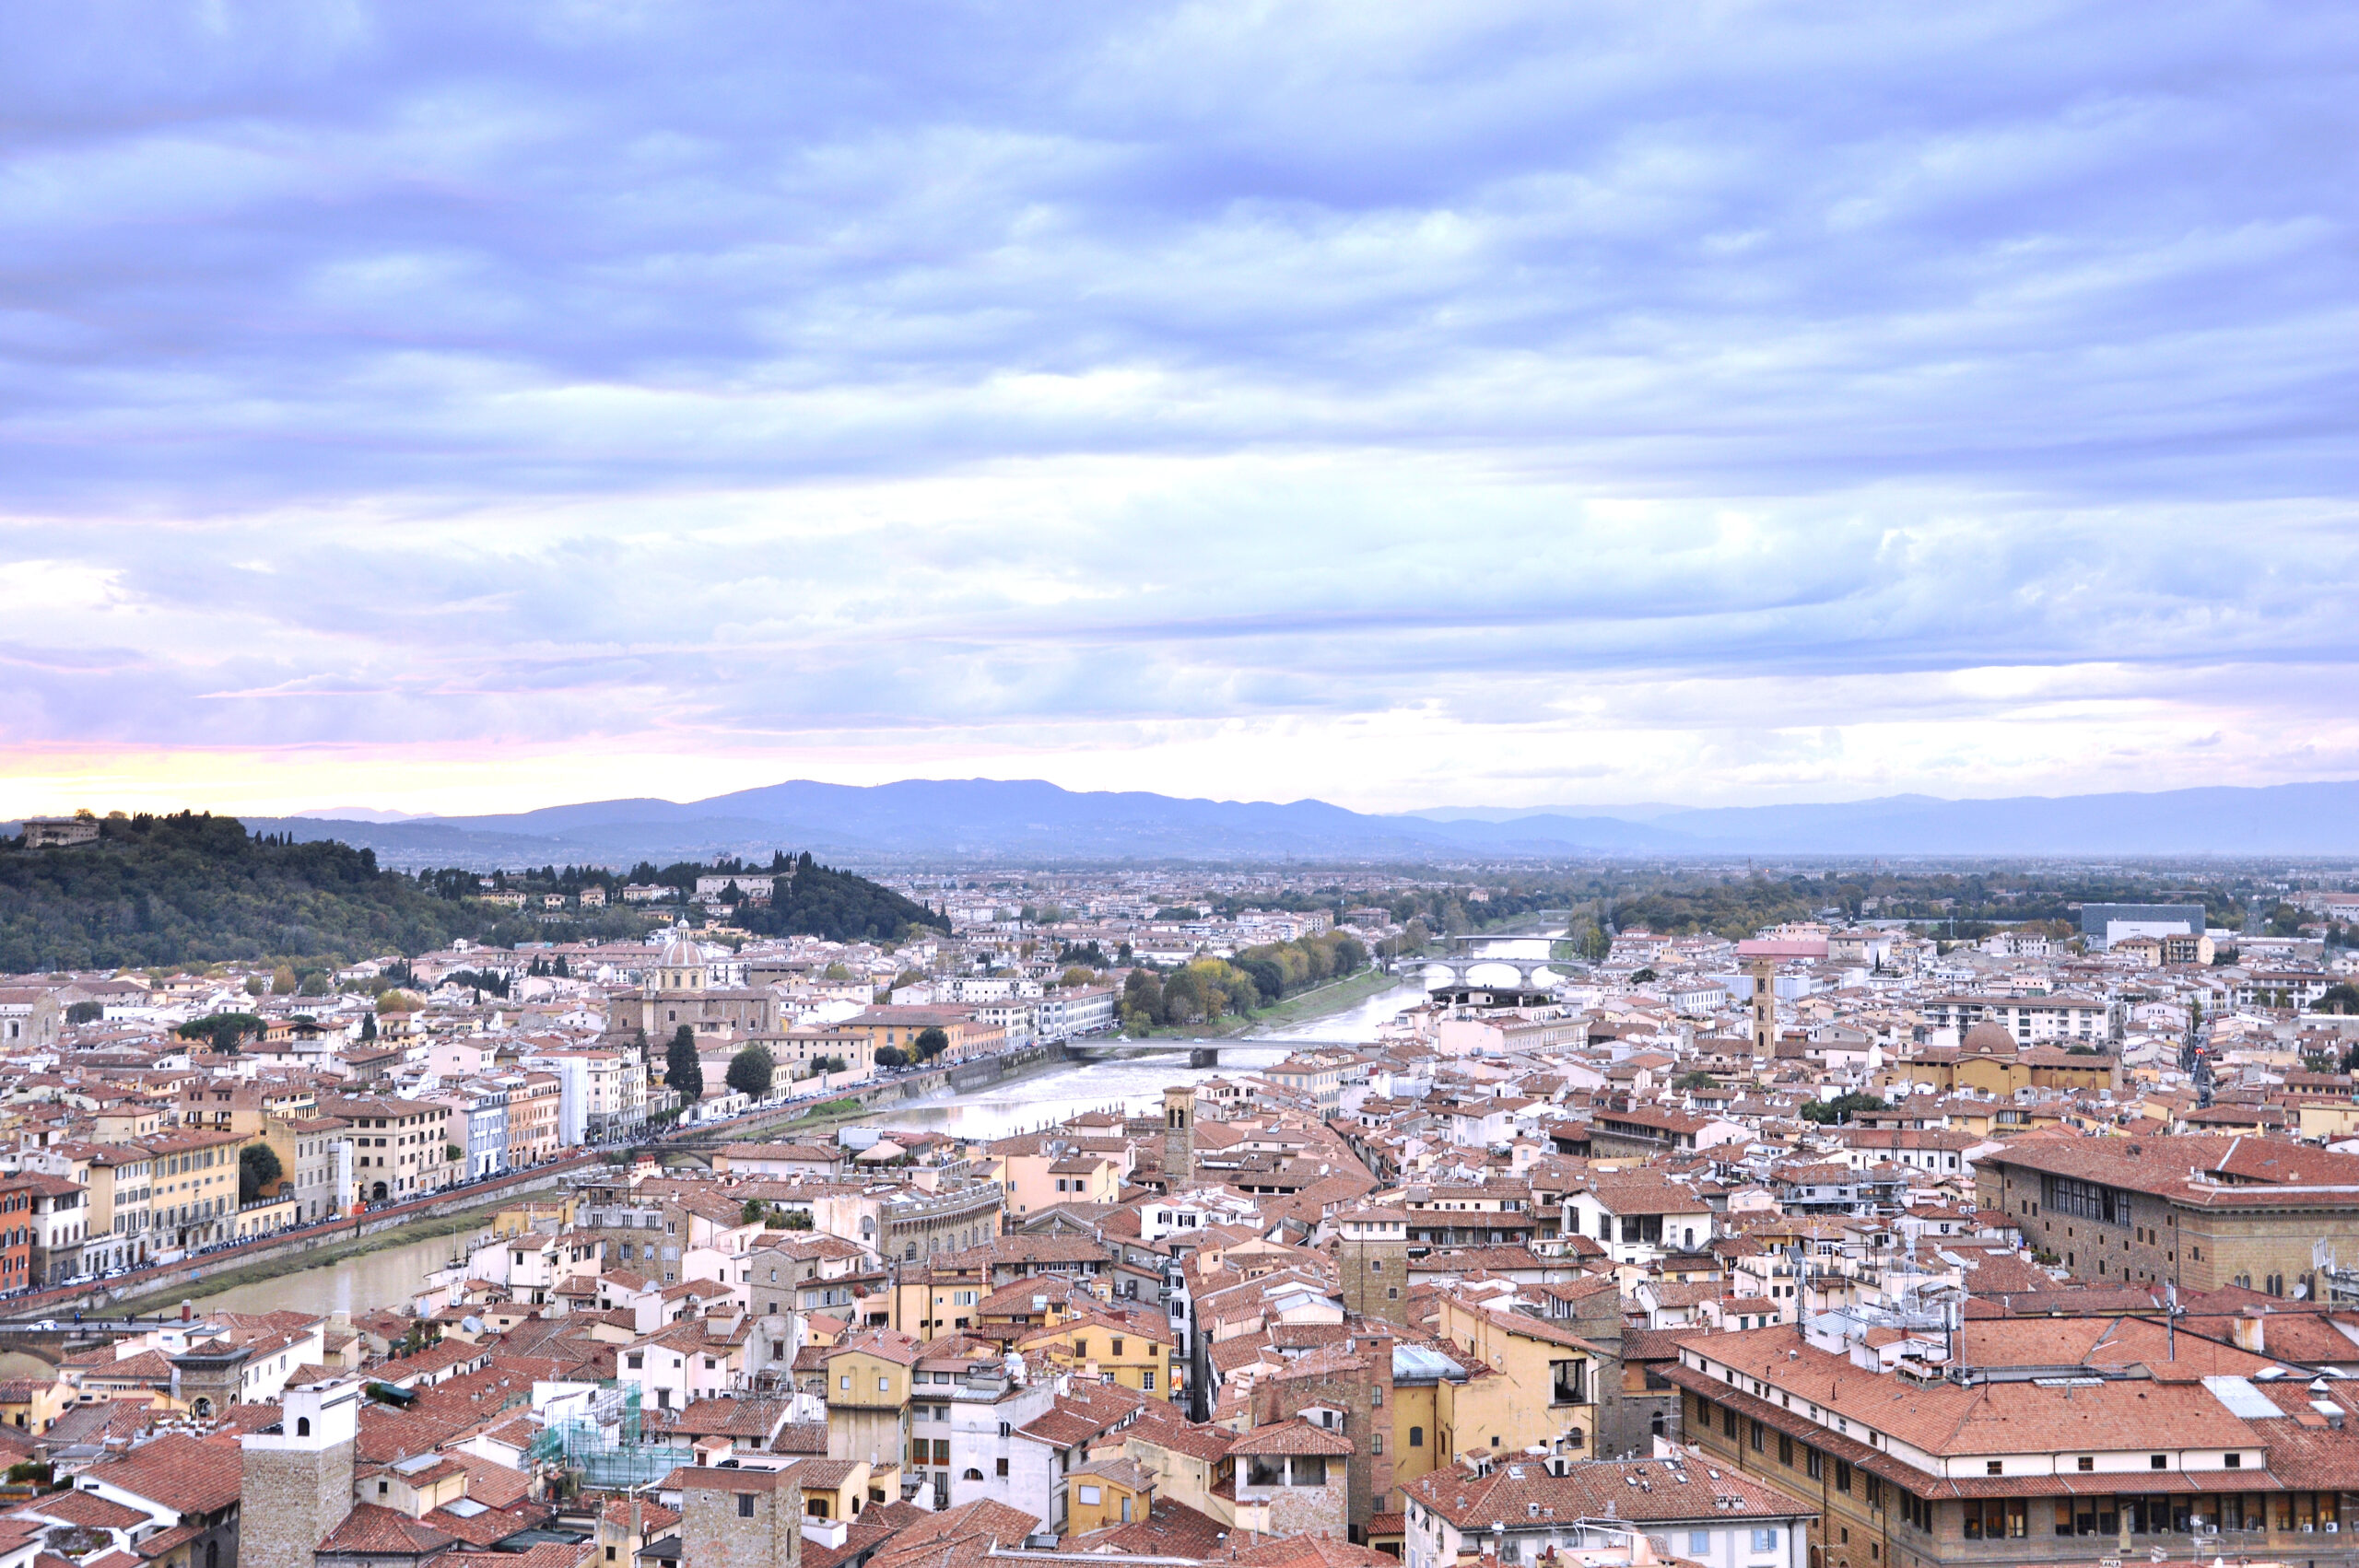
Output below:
[963,1469,984,1480]
[207,1544,218,1568]
[296,1417,311,1436]
[1408,1426,1424,1447]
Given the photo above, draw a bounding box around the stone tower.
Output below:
[240,1381,361,1568]
[683,1469,804,1568]
[1161,1084,1195,1190]
[1335,1206,1410,1327]
[1747,955,1777,1059]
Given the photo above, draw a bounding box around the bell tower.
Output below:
[1161,1083,1195,1189]
[1748,955,1777,1060]
[241,1381,360,1568]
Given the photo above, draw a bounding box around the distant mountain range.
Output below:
[177,777,2359,868]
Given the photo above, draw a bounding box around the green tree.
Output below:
[359,1012,377,1041]
[665,1025,704,1102]
[2317,983,2359,1015]
[1121,968,1167,1027]
[239,1142,283,1204]
[1801,1092,1886,1125]
[875,1045,910,1069]
[912,1026,950,1061]
[65,1000,102,1024]
[741,1198,769,1226]
[176,1012,263,1054]
[1675,1071,1718,1090]
[727,1043,776,1099]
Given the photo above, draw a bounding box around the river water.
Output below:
[187,938,1559,1317]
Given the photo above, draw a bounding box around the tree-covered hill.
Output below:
[0,815,947,972]
[735,851,950,942]
[0,812,493,971]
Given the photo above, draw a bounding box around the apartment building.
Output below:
[143,1126,247,1250]
[316,1094,457,1203]
[1978,1135,2359,1296]
[1674,1311,2359,1568]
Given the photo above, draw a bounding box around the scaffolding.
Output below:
[525,1384,694,1491]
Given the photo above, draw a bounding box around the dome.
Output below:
[1962,1021,2016,1054]
[661,927,704,968]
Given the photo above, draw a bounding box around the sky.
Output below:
[2,1,2354,820]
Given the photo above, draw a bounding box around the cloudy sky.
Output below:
[2,1,2353,818]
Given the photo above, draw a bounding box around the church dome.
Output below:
[661,928,704,968]
[1962,1021,2016,1054]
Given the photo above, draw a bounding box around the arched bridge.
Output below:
[1058,1038,1295,1069]
[1388,953,1568,986]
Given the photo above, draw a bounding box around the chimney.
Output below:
[2230,1307,2266,1355]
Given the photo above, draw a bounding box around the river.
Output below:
[187,937,1559,1317]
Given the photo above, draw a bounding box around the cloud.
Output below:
[0,0,2353,813]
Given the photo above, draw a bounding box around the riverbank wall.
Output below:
[13,1163,585,1321]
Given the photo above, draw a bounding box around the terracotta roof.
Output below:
[321,1503,457,1555]
[1225,1418,1353,1457]
[1410,1454,1812,1528]
[80,1433,245,1516]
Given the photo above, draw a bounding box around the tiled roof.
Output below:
[82,1433,245,1516]
[1406,1456,1813,1528]
[1226,1418,1353,1457]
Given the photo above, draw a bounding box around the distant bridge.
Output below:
[1387,953,1569,986]
[1057,1037,1301,1070]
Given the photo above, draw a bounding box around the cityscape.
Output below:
[3,5,2353,1568]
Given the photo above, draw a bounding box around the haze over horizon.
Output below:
[4,3,2353,822]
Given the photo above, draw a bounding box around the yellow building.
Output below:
[1388,1370,1447,1489]
[0,1375,72,1433]
[143,1126,249,1251]
[789,1457,876,1520]
[1429,1295,1600,1459]
[233,1195,298,1238]
[1067,1457,1156,1531]
[2298,1101,2359,1141]
[492,1196,580,1237]
[822,1329,922,1468]
[1017,1309,1179,1401]
[890,1252,1002,1341]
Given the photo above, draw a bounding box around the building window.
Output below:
[1409,1426,1424,1448]
[739,1494,756,1518]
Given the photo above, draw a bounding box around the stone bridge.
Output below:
[1388,953,1568,986]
